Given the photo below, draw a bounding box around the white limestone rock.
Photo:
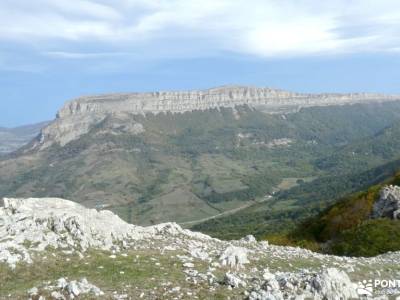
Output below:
[57,278,68,290]
[35,86,400,149]
[224,272,247,288]
[310,268,358,300]
[28,278,104,299]
[0,197,140,254]
[248,290,278,300]
[372,185,400,219]
[219,245,250,269]
[2,196,399,299]
[0,241,32,269]
[261,270,280,292]
[240,235,257,243]
[50,291,65,300]
[189,248,210,261]
[249,268,358,300]
[183,262,195,268]
[68,278,104,297]
[28,287,39,297]
[0,197,212,268]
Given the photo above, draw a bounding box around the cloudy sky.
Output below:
[1,0,400,126]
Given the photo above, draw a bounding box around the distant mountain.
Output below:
[32,85,400,151]
[2,86,400,228]
[0,121,49,154]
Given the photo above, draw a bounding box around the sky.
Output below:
[1,0,400,127]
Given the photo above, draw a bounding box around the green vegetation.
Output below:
[331,219,400,256]
[192,160,400,240]
[261,171,400,257]
[3,102,400,228]
[0,249,237,299]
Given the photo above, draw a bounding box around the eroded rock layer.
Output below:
[35,86,400,149]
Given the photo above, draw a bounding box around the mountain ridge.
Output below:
[58,85,399,117]
[34,85,400,150]
[4,89,400,234]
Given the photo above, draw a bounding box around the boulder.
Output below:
[240,235,257,243]
[250,268,358,300]
[224,272,247,288]
[310,268,358,300]
[372,185,400,219]
[219,245,250,269]
[50,291,65,300]
[28,278,104,300]
[28,287,38,297]
[189,248,209,260]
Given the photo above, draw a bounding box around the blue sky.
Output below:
[1,0,400,127]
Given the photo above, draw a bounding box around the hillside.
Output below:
[192,158,400,239]
[0,121,48,154]
[191,116,400,237]
[267,169,400,257]
[2,87,400,227]
[1,197,400,299]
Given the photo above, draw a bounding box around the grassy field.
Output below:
[0,249,231,300]
[2,245,400,299]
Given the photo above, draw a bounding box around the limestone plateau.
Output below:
[35,85,400,149]
[58,86,398,117]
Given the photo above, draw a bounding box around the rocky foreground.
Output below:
[1,198,400,299]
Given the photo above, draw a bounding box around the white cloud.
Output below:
[1,0,400,57]
[44,51,133,59]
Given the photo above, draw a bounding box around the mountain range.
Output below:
[2,85,400,239]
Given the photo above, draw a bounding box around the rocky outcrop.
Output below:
[34,85,400,149]
[219,245,250,269]
[0,197,209,268]
[2,197,400,299]
[248,268,358,300]
[224,272,247,288]
[56,86,397,118]
[28,277,104,299]
[372,185,400,219]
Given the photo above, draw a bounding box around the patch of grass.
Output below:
[0,248,246,300]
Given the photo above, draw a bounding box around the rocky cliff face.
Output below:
[372,185,400,219]
[56,86,397,117]
[34,86,400,149]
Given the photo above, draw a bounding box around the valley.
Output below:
[2,86,400,299]
[3,2,400,298]
[0,122,48,154]
[2,87,400,238]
